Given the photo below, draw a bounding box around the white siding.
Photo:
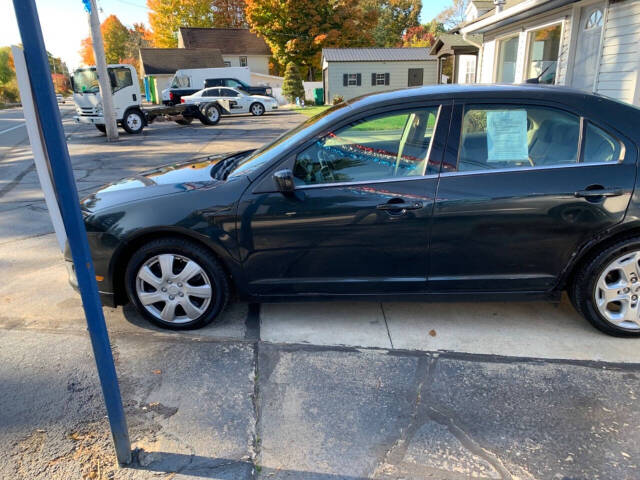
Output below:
[222,55,269,74]
[556,15,572,84]
[595,0,640,104]
[325,60,437,102]
[479,40,496,82]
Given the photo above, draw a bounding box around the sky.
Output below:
[1,0,451,71]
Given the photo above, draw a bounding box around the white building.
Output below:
[459,0,640,105]
[321,48,439,104]
[178,28,271,76]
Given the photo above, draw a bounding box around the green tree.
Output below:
[0,47,15,85]
[102,15,130,64]
[245,0,377,80]
[147,0,247,47]
[362,0,421,47]
[281,63,304,103]
[401,20,444,47]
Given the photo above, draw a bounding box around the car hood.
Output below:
[80,154,230,213]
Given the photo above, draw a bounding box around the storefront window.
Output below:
[496,36,519,83]
[526,24,562,84]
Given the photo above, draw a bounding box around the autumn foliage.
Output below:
[245,0,377,80]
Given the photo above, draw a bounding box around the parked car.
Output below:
[181,87,278,116]
[68,85,640,336]
[162,67,251,105]
[203,77,272,97]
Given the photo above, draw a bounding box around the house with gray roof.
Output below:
[458,0,640,106]
[177,28,271,75]
[321,48,438,104]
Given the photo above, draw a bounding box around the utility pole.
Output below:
[86,0,118,141]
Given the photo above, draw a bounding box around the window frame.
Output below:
[524,20,564,85]
[239,56,248,67]
[494,34,520,83]
[347,73,359,86]
[375,73,386,86]
[284,104,447,190]
[442,102,627,177]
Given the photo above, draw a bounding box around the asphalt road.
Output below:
[0,104,638,479]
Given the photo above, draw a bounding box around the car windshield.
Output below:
[73,68,99,93]
[227,103,350,178]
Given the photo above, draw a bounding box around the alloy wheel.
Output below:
[593,251,640,330]
[135,253,213,324]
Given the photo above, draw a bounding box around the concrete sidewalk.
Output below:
[1,326,638,479]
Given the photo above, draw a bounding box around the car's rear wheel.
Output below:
[125,238,229,330]
[571,237,640,337]
[199,103,221,125]
[250,102,265,116]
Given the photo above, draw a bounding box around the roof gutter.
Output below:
[460,0,576,34]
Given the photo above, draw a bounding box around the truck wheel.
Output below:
[250,102,265,116]
[199,104,221,126]
[95,125,106,134]
[122,109,144,134]
[176,117,194,125]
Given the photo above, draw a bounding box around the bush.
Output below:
[282,63,304,103]
[332,95,344,105]
[0,79,20,104]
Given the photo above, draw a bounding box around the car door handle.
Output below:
[574,188,625,198]
[377,201,423,211]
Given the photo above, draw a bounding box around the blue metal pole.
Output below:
[12,0,131,465]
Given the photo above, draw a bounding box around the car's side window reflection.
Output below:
[293,107,439,185]
[458,105,581,171]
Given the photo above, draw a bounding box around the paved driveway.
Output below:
[0,105,638,479]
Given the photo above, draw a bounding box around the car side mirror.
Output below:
[273,169,295,194]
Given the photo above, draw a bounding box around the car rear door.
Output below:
[238,102,451,296]
[428,101,637,293]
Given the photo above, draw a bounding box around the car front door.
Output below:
[221,88,247,113]
[429,102,636,293]
[238,103,451,296]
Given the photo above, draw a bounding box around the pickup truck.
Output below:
[165,78,273,105]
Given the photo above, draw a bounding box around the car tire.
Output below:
[199,103,221,125]
[95,124,106,134]
[570,236,640,337]
[175,117,193,125]
[125,237,230,330]
[250,102,265,116]
[122,109,145,134]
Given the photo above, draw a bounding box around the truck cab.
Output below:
[72,64,145,134]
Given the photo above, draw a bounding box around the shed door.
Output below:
[408,68,424,86]
[571,3,605,91]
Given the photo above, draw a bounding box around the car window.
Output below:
[457,105,580,171]
[202,89,219,97]
[583,121,622,163]
[228,80,241,88]
[221,88,239,97]
[109,67,133,93]
[293,107,440,185]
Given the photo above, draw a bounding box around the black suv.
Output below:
[204,78,272,97]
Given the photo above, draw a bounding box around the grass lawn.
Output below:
[293,105,331,117]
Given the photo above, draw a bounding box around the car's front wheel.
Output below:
[122,109,145,134]
[250,102,265,116]
[571,237,640,337]
[125,238,229,330]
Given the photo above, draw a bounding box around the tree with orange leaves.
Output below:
[79,36,95,66]
[245,0,377,80]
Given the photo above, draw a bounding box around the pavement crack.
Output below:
[425,406,514,480]
[250,340,262,479]
[380,303,394,349]
[0,163,35,199]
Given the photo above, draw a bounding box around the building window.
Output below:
[459,55,476,84]
[496,35,519,83]
[526,23,562,84]
[375,73,386,85]
[239,56,248,67]
[343,73,361,86]
[371,73,390,86]
[223,61,231,67]
[586,9,603,29]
